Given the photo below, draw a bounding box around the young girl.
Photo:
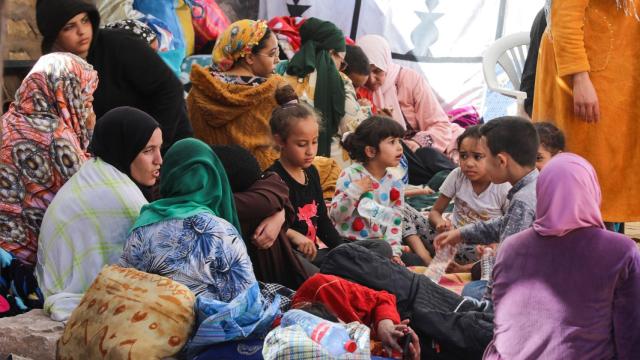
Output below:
[429,126,511,267]
[534,122,565,170]
[268,86,345,267]
[330,116,432,266]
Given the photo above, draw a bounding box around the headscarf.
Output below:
[36,0,101,54]
[211,145,262,193]
[212,19,269,72]
[104,19,157,45]
[0,52,98,265]
[357,34,405,128]
[89,106,160,179]
[132,138,241,232]
[533,153,605,237]
[286,17,346,156]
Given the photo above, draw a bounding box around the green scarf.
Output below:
[132,138,241,232]
[286,18,346,156]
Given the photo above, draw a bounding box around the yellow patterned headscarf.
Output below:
[212,19,269,72]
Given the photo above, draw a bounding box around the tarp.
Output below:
[259,0,545,117]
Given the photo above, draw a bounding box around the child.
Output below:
[430,126,511,267]
[330,116,432,266]
[533,122,565,170]
[268,86,345,266]
[435,117,539,299]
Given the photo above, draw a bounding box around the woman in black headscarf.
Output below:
[36,106,162,322]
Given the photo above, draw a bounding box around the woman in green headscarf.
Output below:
[282,18,368,157]
[121,138,254,302]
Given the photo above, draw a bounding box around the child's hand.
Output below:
[357,98,372,107]
[405,187,434,197]
[475,243,498,257]
[446,261,473,273]
[290,232,317,260]
[434,229,462,251]
[435,219,452,233]
[353,177,373,193]
[391,255,405,266]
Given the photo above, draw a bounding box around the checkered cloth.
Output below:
[262,321,371,359]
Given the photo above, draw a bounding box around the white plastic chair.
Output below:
[482,32,530,118]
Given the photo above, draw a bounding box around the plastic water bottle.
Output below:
[357,197,397,227]
[480,247,496,281]
[280,309,357,357]
[424,245,457,283]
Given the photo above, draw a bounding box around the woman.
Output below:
[532,1,640,223]
[36,106,161,321]
[0,52,97,265]
[213,145,312,289]
[357,34,460,184]
[282,17,369,158]
[120,138,254,302]
[485,153,640,359]
[36,0,192,151]
[187,19,284,170]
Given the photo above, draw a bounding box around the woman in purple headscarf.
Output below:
[484,153,640,359]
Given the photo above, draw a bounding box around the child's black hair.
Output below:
[341,116,405,164]
[343,45,370,76]
[251,28,274,54]
[270,85,321,140]
[533,122,565,154]
[479,116,539,167]
[293,302,339,323]
[456,125,482,150]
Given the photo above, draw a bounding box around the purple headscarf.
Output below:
[533,152,605,236]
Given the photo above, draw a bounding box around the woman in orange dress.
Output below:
[533,0,640,222]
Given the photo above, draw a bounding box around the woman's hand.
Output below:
[253,209,285,249]
[572,71,599,122]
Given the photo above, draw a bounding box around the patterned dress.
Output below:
[329,164,405,256]
[0,53,98,265]
[120,212,256,303]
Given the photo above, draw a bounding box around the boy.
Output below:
[533,122,565,170]
[435,117,539,299]
[344,44,371,89]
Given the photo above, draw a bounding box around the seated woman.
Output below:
[357,34,459,185]
[36,106,161,321]
[281,17,369,158]
[0,52,97,266]
[121,138,255,301]
[485,153,640,359]
[212,145,312,289]
[36,0,192,151]
[187,19,284,170]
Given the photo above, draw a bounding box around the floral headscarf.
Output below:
[0,52,98,265]
[212,19,268,72]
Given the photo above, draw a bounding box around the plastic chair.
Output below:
[482,32,530,117]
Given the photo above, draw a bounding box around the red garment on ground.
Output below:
[292,273,401,330]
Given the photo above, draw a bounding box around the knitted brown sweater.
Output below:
[187,65,284,170]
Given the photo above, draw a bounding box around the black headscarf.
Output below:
[211,145,262,193]
[36,0,101,54]
[89,106,160,179]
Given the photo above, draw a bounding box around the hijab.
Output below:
[287,17,346,156]
[132,138,241,231]
[212,19,269,72]
[0,52,98,264]
[211,145,262,193]
[36,0,101,54]
[89,106,160,179]
[533,153,605,237]
[357,34,405,128]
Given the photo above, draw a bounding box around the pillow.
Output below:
[57,265,195,360]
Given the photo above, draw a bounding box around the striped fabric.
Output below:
[36,158,147,321]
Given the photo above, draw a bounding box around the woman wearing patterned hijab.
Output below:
[187,19,287,170]
[0,52,98,265]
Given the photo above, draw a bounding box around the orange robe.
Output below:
[533,0,640,221]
